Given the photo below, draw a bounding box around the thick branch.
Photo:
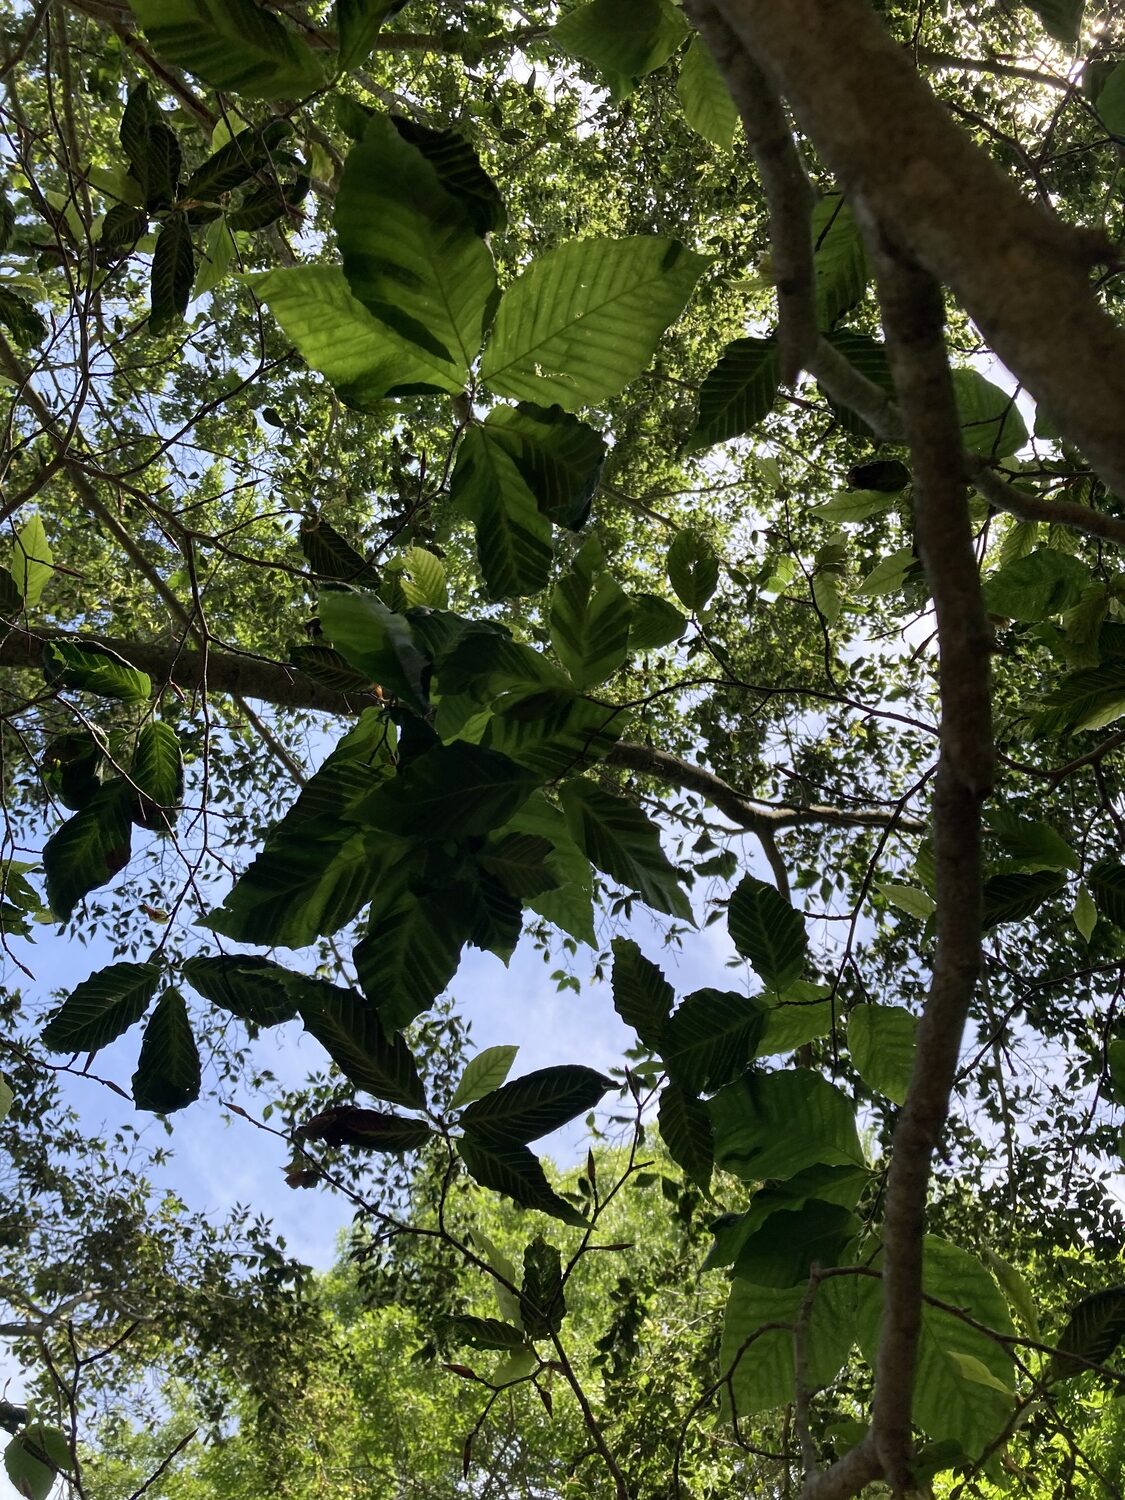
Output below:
[707,0,1125,500]
[863,234,992,1495]
[686,0,817,383]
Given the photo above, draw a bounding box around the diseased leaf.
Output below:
[132,988,201,1113]
[296,1105,433,1151]
[42,960,161,1053]
[436,1314,528,1351]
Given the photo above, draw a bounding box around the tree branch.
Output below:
[707,0,1125,501]
[686,0,817,383]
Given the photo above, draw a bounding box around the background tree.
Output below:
[3,0,1125,1497]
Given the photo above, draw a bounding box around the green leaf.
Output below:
[42,959,161,1052]
[12,514,52,607]
[478,403,607,531]
[549,538,631,687]
[951,368,1028,458]
[982,869,1065,929]
[0,286,47,347]
[43,780,133,921]
[193,217,236,297]
[1050,1287,1125,1380]
[666,527,719,611]
[300,518,380,588]
[354,888,472,1032]
[128,0,325,98]
[506,792,597,946]
[721,1274,856,1418]
[294,976,426,1108]
[4,1427,70,1500]
[318,590,429,712]
[336,0,402,72]
[482,237,707,411]
[469,1227,524,1326]
[42,641,151,703]
[296,1104,433,1151]
[0,1075,11,1121]
[180,954,298,1025]
[847,1003,917,1105]
[984,1248,1041,1341]
[389,546,447,609]
[856,1236,1014,1457]
[705,1165,868,1271]
[149,212,194,333]
[552,0,688,98]
[479,834,560,898]
[677,34,737,148]
[710,1068,865,1182]
[451,1045,520,1109]
[733,1198,859,1288]
[249,266,466,404]
[101,202,150,251]
[856,545,920,597]
[1097,60,1125,135]
[459,1064,613,1145]
[206,827,375,948]
[1034,660,1125,735]
[520,1235,566,1340]
[810,489,896,524]
[131,721,183,832]
[628,592,686,650]
[820,330,896,437]
[336,113,496,374]
[983,548,1091,622]
[486,689,621,779]
[360,743,539,841]
[812,196,867,330]
[457,1136,587,1227]
[610,938,674,1050]
[561,779,691,920]
[728,874,808,990]
[686,337,779,452]
[662,988,765,1095]
[183,120,290,201]
[755,981,835,1057]
[1089,859,1125,927]
[131,988,200,1113]
[1074,881,1098,941]
[389,115,507,237]
[1024,0,1084,45]
[876,883,936,920]
[984,806,1079,872]
[436,1314,529,1351]
[658,1081,714,1189]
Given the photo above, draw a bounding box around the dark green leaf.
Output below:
[456,1135,587,1227]
[686,337,778,452]
[1049,1287,1125,1380]
[662,987,765,1095]
[131,721,183,832]
[628,592,686,650]
[549,537,631,687]
[981,869,1066,929]
[142,122,181,210]
[389,115,506,236]
[560,779,691,920]
[289,644,374,695]
[728,874,808,990]
[450,422,554,598]
[984,806,1078,872]
[293,976,426,1108]
[667,527,720,610]
[119,81,159,179]
[129,0,326,98]
[337,112,496,374]
[520,1235,566,1339]
[180,954,299,1026]
[296,1105,433,1151]
[821,330,895,438]
[479,834,560,898]
[43,780,133,920]
[459,1064,613,1145]
[354,888,472,1032]
[0,287,47,347]
[610,937,674,1050]
[318,590,429,712]
[40,731,104,811]
[43,641,152,703]
[437,1315,528,1351]
[658,1081,713,1190]
[100,203,149,250]
[1025,0,1084,45]
[206,826,375,948]
[300,516,380,587]
[358,743,539,840]
[733,1198,859,1287]
[486,689,621,779]
[482,237,706,411]
[149,212,194,333]
[183,120,291,201]
[42,960,161,1053]
[132,988,200,1113]
[1090,859,1125,927]
[336,0,406,71]
[1033,660,1125,736]
[4,1428,68,1500]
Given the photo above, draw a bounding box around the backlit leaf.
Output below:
[42,960,161,1053]
[132,988,201,1113]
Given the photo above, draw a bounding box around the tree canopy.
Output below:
[4,0,1125,1496]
